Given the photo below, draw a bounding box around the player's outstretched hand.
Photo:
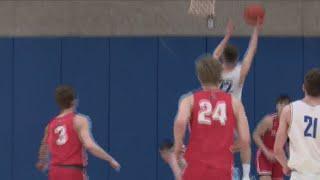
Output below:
[226,19,235,35]
[109,159,121,172]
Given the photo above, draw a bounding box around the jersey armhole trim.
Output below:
[288,103,293,136]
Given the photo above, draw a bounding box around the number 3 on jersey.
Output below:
[54,125,68,145]
[198,100,227,126]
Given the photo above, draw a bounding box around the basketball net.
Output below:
[188,0,216,17]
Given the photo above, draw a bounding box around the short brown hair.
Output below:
[196,55,222,86]
[304,68,320,97]
[223,44,238,64]
[55,85,76,109]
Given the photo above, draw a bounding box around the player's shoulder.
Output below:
[233,63,242,71]
[268,113,278,119]
[262,113,276,124]
[179,91,194,104]
[74,113,91,124]
[290,100,302,107]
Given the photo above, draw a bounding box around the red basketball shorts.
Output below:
[183,160,232,180]
[256,149,284,179]
[49,166,87,180]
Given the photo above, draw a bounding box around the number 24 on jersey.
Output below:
[198,100,227,126]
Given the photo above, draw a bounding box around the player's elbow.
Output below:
[83,141,96,151]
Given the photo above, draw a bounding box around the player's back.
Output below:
[185,89,236,171]
[220,64,242,100]
[288,100,320,174]
[47,112,87,166]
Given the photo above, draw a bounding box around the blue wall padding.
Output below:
[109,38,158,180]
[0,39,13,180]
[1,36,318,180]
[12,39,61,180]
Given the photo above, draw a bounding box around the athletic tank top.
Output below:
[288,100,320,174]
[47,112,87,166]
[220,64,243,100]
[185,89,236,171]
[261,113,279,150]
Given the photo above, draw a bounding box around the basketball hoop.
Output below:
[189,0,216,17]
[189,0,216,29]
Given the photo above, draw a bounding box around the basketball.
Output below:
[244,4,265,26]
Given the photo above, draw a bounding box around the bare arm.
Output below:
[36,126,49,171]
[253,116,276,161]
[173,95,193,158]
[253,116,272,152]
[232,97,250,157]
[212,19,234,60]
[168,154,183,180]
[274,105,291,173]
[74,115,120,170]
[239,23,261,85]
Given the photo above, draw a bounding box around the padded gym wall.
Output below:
[0,37,318,180]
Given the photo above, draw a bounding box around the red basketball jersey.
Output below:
[262,113,279,150]
[47,112,87,166]
[184,90,236,171]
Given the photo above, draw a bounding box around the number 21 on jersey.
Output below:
[304,115,318,138]
[198,100,227,126]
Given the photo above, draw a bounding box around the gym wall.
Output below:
[0,1,318,36]
[1,37,319,180]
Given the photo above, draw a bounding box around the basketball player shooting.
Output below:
[253,95,291,180]
[212,18,262,179]
[274,69,320,179]
[36,85,120,180]
[173,55,250,180]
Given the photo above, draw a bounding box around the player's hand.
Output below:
[263,150,276,162]
[181,144,186,154]
[226,19,235,35]
[174,145,184,159]
[230,140,241,153]
[109,159,121,172]
[35,161,47,172]
[282,166,291,176]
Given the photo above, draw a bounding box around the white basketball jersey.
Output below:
[288,100,320,174]
[220,64,243,100]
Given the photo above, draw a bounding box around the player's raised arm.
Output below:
[36,126,49,171]
[173,94,193,158]
[74,115,121,171]
[239,20,261,85]
[274,105,291,175]
[212,19,234,60]
[253,116,276,162]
